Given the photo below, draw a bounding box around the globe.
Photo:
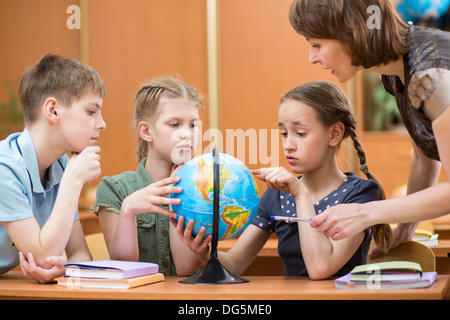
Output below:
[170,152,260,240]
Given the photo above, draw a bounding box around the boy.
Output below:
[0,54,106,283]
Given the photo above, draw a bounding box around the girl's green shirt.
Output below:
[92,158,176,275]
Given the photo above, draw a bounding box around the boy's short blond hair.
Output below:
[18,54,106,124]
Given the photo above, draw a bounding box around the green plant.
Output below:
[0,79,23,139]
[363,72,403,131]
[372,84,402,131]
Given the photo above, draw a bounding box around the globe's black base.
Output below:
[179,258,248,284]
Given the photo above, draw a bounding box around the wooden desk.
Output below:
[432,239,450,274]
[432,239,450,257]
[431,215,450,239]
[79,210,101,235]
[0,271,448,300]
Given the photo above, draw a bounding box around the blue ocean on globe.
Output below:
[170,152,260,240]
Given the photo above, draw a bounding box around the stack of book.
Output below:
[56,260,164,289]
[412,230,439,247]
[335,261,437,290]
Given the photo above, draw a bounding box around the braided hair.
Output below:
[281,81,393,253]
[133,76,204,162]
[346,115,393,252]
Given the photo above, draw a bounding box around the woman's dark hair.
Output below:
[288,0,410,68]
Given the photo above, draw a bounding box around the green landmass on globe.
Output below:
[170,152,260,240]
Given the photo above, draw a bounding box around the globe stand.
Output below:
[179,148,248,284]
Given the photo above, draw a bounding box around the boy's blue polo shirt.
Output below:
[0,128,78,274]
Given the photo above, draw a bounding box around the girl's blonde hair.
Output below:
[281,80,393,253]
[133,76,204,162]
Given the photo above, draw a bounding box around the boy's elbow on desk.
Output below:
[19,251,56,270]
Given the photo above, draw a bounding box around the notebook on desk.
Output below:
[335,261,437,289]
[63,259,159,279]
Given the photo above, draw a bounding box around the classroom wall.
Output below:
[0,0,80,97]
[0,0,351,203]
[86,0,208,179]
[217,0,351,193]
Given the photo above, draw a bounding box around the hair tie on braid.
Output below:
[359,164,369,175]
[135,85,176,100]
[150,85,175,93]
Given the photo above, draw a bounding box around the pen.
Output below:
[270,215,311,223]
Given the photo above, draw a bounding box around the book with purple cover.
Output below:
[64,260,159,279]
[335,271,437,289]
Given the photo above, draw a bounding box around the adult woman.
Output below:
[288,0,450,253]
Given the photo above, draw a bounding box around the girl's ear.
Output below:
[42,97,59,124]
[329,122,345,147]
[138,121,152,142]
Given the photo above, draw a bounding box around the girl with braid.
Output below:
[92,76,204,276]
[289,0,450,255]
[177,81,391,279]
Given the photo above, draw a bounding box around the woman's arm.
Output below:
[312,104,450,240]
[391,139,441,247]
